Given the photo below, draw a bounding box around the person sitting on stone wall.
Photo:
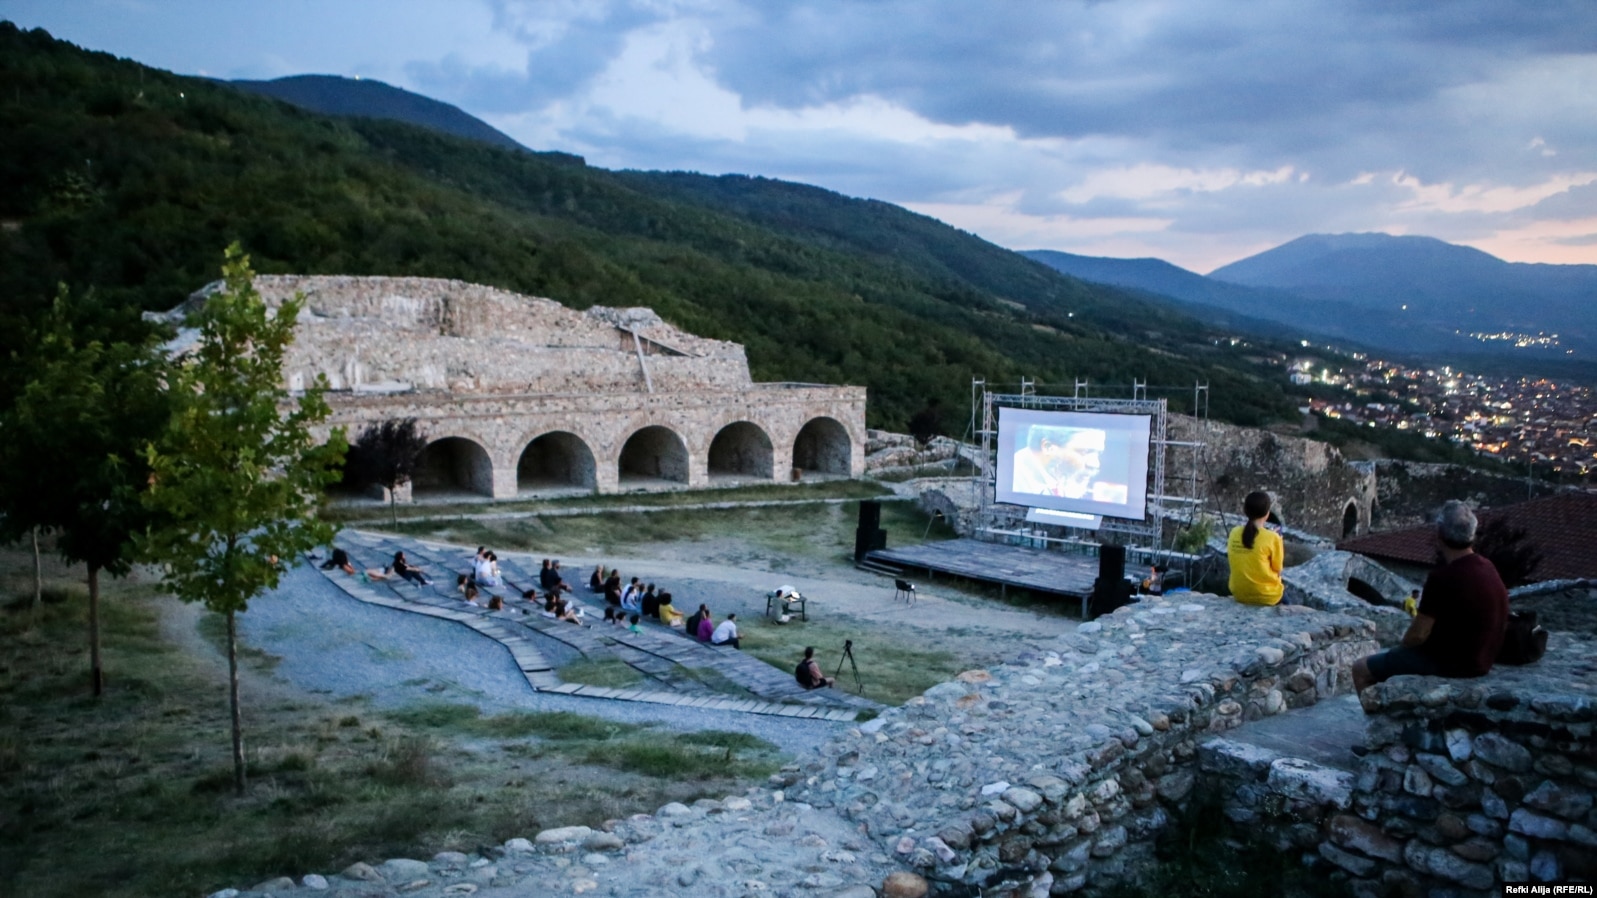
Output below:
[1228,491,1285,606]
[795,646,835,689]
[1352,500,1509,692]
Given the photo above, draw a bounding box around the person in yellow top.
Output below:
[1228,491,1284,605]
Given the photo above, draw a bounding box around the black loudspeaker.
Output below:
[854,501,886,562]
[1098,543,1126,583]
[858,500,882,531]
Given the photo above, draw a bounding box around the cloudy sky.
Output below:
[7,0,1596,272]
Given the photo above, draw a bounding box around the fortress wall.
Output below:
[1169,416,1378,540]
[782,595,1378,894]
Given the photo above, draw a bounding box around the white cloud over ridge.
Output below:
[8,0,1597,270]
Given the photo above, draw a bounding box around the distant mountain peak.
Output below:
[228,74,533,155]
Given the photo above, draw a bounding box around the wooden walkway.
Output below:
[866,538,1100,600]
[322,530,875,722]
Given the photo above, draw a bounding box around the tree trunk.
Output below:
[88,564,104,696]
[390,485,398,528]
[227,609,246,796]
[31,526,42,610]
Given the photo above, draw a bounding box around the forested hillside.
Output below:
[0,23,1300,427]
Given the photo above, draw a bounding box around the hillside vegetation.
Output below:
[0,22,1299,427]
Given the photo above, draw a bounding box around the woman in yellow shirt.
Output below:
[1228,491,1284,605]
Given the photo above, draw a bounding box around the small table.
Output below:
[765,586,808,621]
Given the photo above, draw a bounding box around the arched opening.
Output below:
[1346,577,1386,606]
[1342,501,1360,539]
[707,421,774,482]
[618,425,689,487]
[518,431,597,493]
[412,437,494,498]
[793,417,851,476]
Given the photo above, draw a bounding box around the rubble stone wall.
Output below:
[783,594,1378,894]
[154,276,866,497]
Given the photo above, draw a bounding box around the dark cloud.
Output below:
[696,1,1597,181]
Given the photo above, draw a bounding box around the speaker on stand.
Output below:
[1088,543,1133,620]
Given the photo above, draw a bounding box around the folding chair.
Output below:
[894,579,916,605]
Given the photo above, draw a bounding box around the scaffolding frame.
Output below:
[972,380,1207,571]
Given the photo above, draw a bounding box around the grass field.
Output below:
[0,546,783,898]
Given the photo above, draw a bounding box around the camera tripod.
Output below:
[834,639,863,694]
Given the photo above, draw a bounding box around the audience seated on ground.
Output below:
[657,591,684,627]
[621,577,644,615]
[628,613,643,633]
[590,565,606,592]
[642,584,660,620]
[684,604,708,640]
[795,646,835,689]
[487,594,504,611]
[391,551,431,586]
[320,548,356,575]
[362,566,391,582]
[711,613,741,649]
[462,583,480,606]
[475,551,502,587]
[604,574,623,607]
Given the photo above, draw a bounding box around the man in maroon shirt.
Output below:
[1353,501,1509,692]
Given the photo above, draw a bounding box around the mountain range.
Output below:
[0,22,1303,430]
[1027,235,1597,361]
[214,71,1597,367]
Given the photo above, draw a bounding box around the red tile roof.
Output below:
[1338,490,1597,582]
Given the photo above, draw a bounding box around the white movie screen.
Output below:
[994,408,1152,520]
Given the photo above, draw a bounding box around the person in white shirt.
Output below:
[711,613,740,649]
[474,551,502,587]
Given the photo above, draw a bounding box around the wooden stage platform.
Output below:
[865,538,1100,603]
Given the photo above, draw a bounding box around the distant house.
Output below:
[1338,491,1597,583]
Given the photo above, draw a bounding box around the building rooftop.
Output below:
[1338,490,1597,582]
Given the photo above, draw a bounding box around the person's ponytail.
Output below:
[1242,519,1259,550]
[1241,491,1272,550]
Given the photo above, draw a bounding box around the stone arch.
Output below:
[707,421,774,481]
[1341,500,1360,539]
[413,436,494,497]
[793,416,851,476]
[517,431,597,492]
[618,425,690,485]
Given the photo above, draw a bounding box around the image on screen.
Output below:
[994,408,1152,520]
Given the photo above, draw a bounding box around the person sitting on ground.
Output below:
[391,551,430,586]
[795,646,835,689]
[628,613,643,634]
[1228,491,1284,606]
[602,606,618,625]
[642,584,660,620]
[487,594,505,611]
[685,604,708,640]
[539,558,557,592]
[551,560,573,594]
[589,565,606,592]
[362,566,391,582]
[657,591,684,627]
[550,596,581,624]
[621,577,643,615]
[462,583,481,606]
[604,574,623,608]
[475,551,502,588]
[1352,501,1509,692]
[321,547,356,575]
[710,613,740,649]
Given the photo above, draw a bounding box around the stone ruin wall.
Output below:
[1201,632,1597,897]
[782,594,1380,895]
[158,275,868,498]
[1370,460,1561,531]
[1168,416,1377,541]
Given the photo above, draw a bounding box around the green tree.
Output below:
[0,285,171,694]
[140,244,347,794]
[348,417,429,527]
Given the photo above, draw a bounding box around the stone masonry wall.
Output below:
[154,275,867,497]
[1341,636,1597,894]
[1169,416,1377,540]
[782,594,1378,895]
